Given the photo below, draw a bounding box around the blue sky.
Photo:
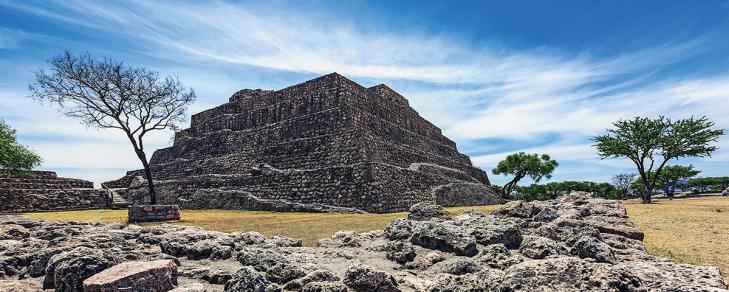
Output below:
[2,0,729,186]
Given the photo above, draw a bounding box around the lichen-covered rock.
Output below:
[385,241,416,264]
[476,244,522,270]
[43,247,118,290]
[410,223,478,257]
[317,231,364,248]
[0,224,30,240]
[230,231,267,245]
[427,269,504,292]
[265,263,306,284]
[384,218,425,241]
[518,236,565,259]
[344,264,400,292]
[433,258,484,275]
[224,266,271,292]
[50,251,118,291]
[499,257,642,291]
[301,281,349,292]
[408,203,447,221]
[453,213,523,249]
[283,270,339,290]
[571,235,617,263]
[236,248,287,272]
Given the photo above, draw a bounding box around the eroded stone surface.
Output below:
[0,193,726,292]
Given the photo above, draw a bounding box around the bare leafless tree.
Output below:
[29,52,196,205]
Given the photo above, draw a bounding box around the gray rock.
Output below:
[499,257,641,291]
[384,218,424,240]
[385,241,416,264]
[265,263,306,284]
[427,269,504,292]
[236,248,287,272]
[159,231,234,260]
[0,279,42,292]
[410,223,478,257]
[571,235,617,264]
[433,258,484,275]
[230,231,267,245]
[43,247,118,290]
[457,214,523,249]
[408,203,447,221]
[518,236,565,259]
[224,266,271,292]
[0,224,30,240]
[477,244,522,270]
[170,283,207,292]
[344,264,400,292]
[302,281,349,292]
[283,270,339,290]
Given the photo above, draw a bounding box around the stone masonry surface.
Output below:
[122,73,500,213]
[128,205,181,222]
[0,170,108,213]
[0,192,725,291]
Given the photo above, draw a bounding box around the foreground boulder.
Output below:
[0,193,726,291]
[344,264,399,292]
[83,260,179,292]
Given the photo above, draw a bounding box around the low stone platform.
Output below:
[128,205,181,222]
[0,170,108,213]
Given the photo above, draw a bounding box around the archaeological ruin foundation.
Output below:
[0,170,109,213]
[120,73,500,213]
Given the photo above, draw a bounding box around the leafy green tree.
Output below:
[593,116,723,203]
[492,152,558,199]
[0,120,42,175]
[29,52,196,205]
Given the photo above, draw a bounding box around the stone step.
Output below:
[107,189,128,209]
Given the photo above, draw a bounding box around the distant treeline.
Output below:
[494,181,623,201]
[685,177,729,190]
[496,176,729,202]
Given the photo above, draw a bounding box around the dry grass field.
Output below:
[23,198,729,281]
[624,196,729,282]
[23,205,502,246]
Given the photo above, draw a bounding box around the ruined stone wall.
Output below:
[0,170,108,212]
[101,170,144,189]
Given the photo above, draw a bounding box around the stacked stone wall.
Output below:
[0,189,108,212]
[0,170,108,212]
[101,170,144,189]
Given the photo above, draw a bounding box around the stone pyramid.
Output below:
[142,73,500,213]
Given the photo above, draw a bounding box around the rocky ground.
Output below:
[0,192,726,291]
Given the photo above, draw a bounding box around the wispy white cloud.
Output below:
[2,0,728,185]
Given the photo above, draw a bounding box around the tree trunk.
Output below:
[135,150,156,205]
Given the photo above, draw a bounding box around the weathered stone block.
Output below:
[82,259,179,292]
[128,205,180,222]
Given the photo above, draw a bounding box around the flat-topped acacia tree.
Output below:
[29,52,196,205]
[593,116,723,203]
[492,152,559,199]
